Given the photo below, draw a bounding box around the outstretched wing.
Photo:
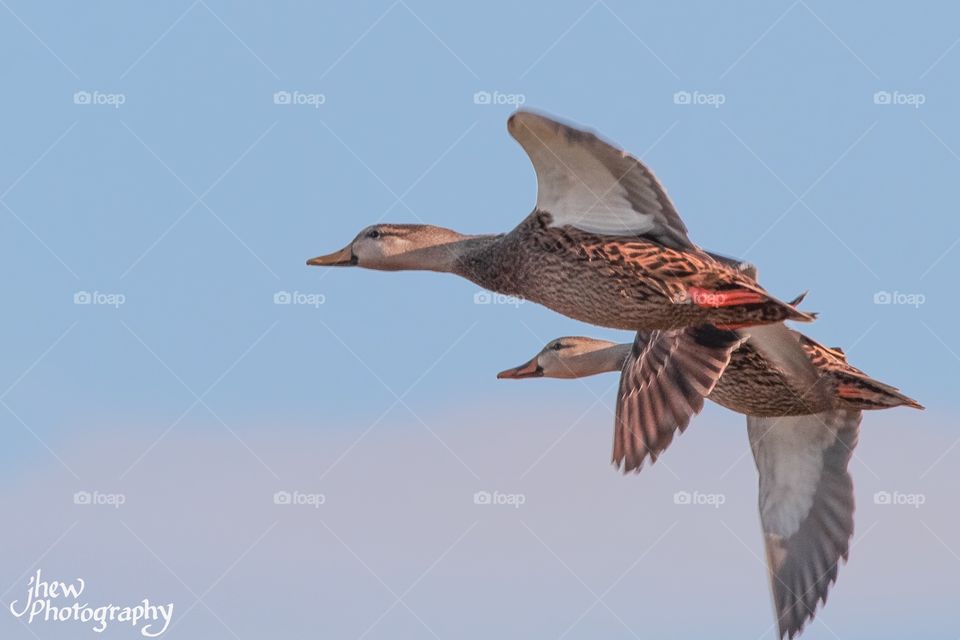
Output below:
[748,410,860,639]
[613,325,743,472]
[508,110,693,249]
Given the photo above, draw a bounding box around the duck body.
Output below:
[707,332,923,416]
[455,211,809,332]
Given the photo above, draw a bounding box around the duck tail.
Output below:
[777,290,817,323]
[687,275,818,330]
[836,377,925,411]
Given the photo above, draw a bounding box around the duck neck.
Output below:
[564,344,632,377]
[447,234,508,282]
[379,234,495,273]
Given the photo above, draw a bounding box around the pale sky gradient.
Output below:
[1,1,957,638]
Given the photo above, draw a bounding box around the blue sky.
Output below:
[1,1,957,638]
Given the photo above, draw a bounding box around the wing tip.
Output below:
[611,454,652,475]
[507,109,552,136]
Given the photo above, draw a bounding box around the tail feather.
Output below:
[787,291,808,307]
[837,379,925,411]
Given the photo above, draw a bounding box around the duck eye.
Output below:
[366,229,381,239]
[552,342,564,351]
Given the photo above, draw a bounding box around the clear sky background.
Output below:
[0,1,957,638]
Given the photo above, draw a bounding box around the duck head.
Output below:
[497,336,625,380]
[307,224,467,272]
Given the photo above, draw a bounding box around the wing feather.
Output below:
[613,325,743,472]
[748,410,860,639]
[508,111,693,249]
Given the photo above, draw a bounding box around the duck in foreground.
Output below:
[498,332,922,639]
[308,110,819,445]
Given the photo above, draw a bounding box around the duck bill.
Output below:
[497,358,543,379]
[306,245,356,267]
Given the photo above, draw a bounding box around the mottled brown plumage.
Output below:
[709,331,924,415]
[457,212,813,332]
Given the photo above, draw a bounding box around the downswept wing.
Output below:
[748,410,860,640]
[613,325,743,472]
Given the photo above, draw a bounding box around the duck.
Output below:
[308,110,819,448]
[497,332,922,639]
